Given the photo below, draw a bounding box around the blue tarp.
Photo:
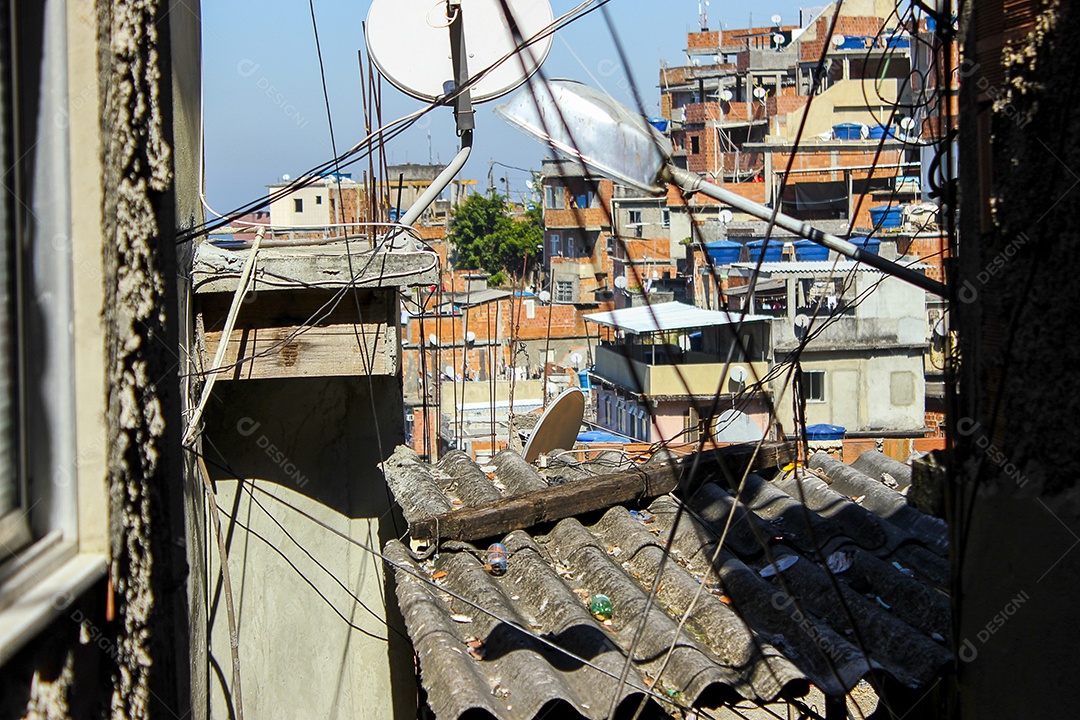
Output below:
[805,423,847,440]
[577,430,629,444]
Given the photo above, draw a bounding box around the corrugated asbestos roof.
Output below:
[382,447,951,720]
[583,302,770,335]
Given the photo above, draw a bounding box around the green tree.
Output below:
[448,193,542,285]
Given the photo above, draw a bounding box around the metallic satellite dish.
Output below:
[614,275,629,290]
[719,89,734,102]
[365,0,554,104]
[729,365,749,384]
[719,209,734,223]
[523,388,585,463]
[712,408,766,443]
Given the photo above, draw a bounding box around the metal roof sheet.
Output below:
[583,302,770,334]
[381,447,951,720]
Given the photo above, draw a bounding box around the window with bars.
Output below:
[555,280,574,303]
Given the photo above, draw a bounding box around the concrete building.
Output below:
[267,165,477,240]
[660,0,921,229]
[726,260,929,435]
[586,302,773,444]
[191,241,439,719]
[541,158,615,304]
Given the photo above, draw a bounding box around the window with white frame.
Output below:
[545,185,565,210]
[628,209,643,237]
[549,233,561,256]
[0,3,106,653]
[800,370,826,402]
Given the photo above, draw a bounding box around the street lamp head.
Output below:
[495,79,672,194]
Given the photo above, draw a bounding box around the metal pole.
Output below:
[667,166,948,297]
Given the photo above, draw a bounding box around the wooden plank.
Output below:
[202,323,395,380]
[409,441,796,542]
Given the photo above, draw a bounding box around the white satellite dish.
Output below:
[282,174,291,182]
[719,209,734,223]
[523,388,585,463]
[832,34,846,47]
[719,89,733,102]
[729,365,749,384]
[465,330,477,343]
[771,14,783,25]
[773,33,786,45]
[712,409,766,443]
[539,290,551,303]
[899,117,917,130]
[570,352,582,366]
[365,0,554,104]
[428,333,439,347]
[445,364,455,377]
[614,275,629,290]
[753,86,767,100]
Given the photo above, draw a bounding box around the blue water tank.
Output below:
[805,423,846,441]
[868,125,897,140]
[747,239,783,263]
[868,206,903,229]
[705,240,742,266]
[849,235,881,255]
[577,370,591,390]
[833,123,865,140]
[793,239,829,261]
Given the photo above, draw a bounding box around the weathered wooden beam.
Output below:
[409,441,795,542]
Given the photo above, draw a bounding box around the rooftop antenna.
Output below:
[366,0,554,245]
[698,1,710,31]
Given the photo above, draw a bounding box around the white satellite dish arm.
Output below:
[394,1,475,232]
[665,166,944,296]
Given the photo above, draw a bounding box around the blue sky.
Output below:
[201,1,806,214]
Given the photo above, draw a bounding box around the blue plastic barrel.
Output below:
[849,236,881,255]
[578,370,591,390]
[868,206,903,229]
[793,239,829,261]
[747,239,783,263]
[705,240,742,265]
[805,423,846,441]
[868,125,896,140]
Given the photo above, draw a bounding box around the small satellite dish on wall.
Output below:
[428,333,439,347]
[539,290,551,303]
[366,0,555,104]
[793,314,810,341]
[899,117,916,130]
[719,209,734,223]
[719,89,733,102]
[773,33,786,45]
[570,352,583,367]
[465,330,477,343]
[730,365,749,384]
[771,14,783,25]
[523,388,585,463]
[753,86,768,100]
[832,34,846,47]
[614,276,629,290]
[445,364,455,377]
